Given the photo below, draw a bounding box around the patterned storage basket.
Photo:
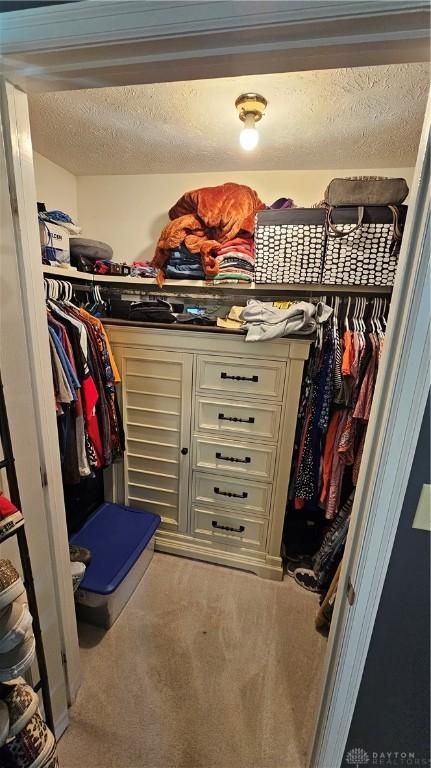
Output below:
[254,209,326,284]
[322,205,406,286]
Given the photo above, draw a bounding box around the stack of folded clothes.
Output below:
[209,237,255,284]
[131,261,158,278]
[38,208,82,235]
[153,183,265,279]
[165,245,205,280]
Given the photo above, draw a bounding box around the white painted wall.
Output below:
[33,152,78,222]
[76,168,414,263]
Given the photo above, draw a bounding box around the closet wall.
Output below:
[33,154,414,264]
[34,152,78,222]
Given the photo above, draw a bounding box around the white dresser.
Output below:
[106,323,311,580]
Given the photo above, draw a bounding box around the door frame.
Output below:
[0,1,429,92]
[0,91,70,737]
[1,81,81,710]
[1,2,430,765]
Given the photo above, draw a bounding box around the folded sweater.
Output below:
[240,300,332,341]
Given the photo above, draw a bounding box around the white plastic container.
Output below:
[70,503,160,629]
[75,535,155,628]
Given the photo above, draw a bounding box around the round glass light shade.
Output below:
[239,113,259,150]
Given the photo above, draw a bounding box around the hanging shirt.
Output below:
[48,326,79,399]
[79,308,121,384]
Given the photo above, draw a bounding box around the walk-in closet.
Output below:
[1,8,429,765]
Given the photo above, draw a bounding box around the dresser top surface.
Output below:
[103,317,315,344]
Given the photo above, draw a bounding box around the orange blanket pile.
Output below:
[152,182,265,276]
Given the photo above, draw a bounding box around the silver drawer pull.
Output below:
[216,452,251,464]
[212,520,245,533]
[214,487,248,499]
[221,372,258,383]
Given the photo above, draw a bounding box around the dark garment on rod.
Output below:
[58,405,81,485]
[313,492,354,588]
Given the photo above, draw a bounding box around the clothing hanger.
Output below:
[375,298,382,335]
[370,298,376,334]
[377,298,386,337]
[333,295,339,329]
[372,298,380,337]
[359,297,366,340]
[382,298,388,329]
[354,296,360,334]
[352,297,357,333]
[374,299,381,334]
[345,296,351,331]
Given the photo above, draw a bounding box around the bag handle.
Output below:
[325,206,364,238]
[326,205,403,240]
[389,204,403,241]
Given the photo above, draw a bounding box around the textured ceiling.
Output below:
[29,64,429,175]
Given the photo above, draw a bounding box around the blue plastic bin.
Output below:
[70,502,160,628]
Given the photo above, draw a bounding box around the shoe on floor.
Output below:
[0,494,18,520]
[0,711,55,768]
[0,679,39,740]
[71,561,86,593]
[294,568,321,593]
[0,595,33,654]
[0,561,25,612]
[0,496,24,541]
[0,511,24,542]
[0,631,36,682]
[38,733,58,768]
[69,544,92,566]
[286,556,313,578]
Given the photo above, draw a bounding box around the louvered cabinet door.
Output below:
[117,347,193,534]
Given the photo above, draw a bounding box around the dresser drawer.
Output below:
[193,436,275,481]
[196,355,286,401]
[192,506,267,552]
[193,471,271,516]
[195,397,281,443]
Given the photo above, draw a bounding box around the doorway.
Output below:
[0,3,431,764]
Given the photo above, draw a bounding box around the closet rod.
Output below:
[41,270,393,297]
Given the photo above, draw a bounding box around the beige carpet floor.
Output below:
[58,553,327,768]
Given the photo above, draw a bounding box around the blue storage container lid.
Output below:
[69,503,160,595]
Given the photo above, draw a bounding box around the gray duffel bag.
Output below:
[324,176,409,207]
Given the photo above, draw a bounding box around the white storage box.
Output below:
[71,503,160,629]
[39,220,70,263]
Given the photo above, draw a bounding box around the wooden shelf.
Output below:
[42,266,393,295]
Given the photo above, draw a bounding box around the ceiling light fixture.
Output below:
[235,93,267,151]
